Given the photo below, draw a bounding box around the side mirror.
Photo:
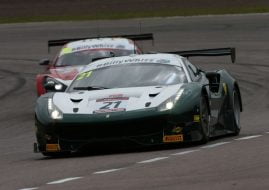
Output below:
[197,67,204,74]
[205,72,220,93]
[44,82,55,91]
[39,59,50,66]
[44,81,65,91]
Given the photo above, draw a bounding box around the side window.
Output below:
[184,59,201,82]
[183,59,201,82]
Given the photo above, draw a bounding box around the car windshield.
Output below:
[55,49,134,66]
[68,63,187,92]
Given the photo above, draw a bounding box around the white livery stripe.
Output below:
[235,135,262,141]
[18,188,39,190]
[137,157,169,164]
[47,177,83,185]
[201,142,231,148]
[171,149,200,156]
[93,168,125,174]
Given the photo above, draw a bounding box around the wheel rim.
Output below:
[233,91,240,129]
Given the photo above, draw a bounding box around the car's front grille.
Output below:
[56,116,167,141]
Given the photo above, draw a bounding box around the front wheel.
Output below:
[200,96,210,143]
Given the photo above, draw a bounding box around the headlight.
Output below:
[158,89,184,111]
[44,77,67,92]
[48,98,63,120]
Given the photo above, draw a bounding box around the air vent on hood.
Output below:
[70,98,83,103]
[149,93,160,98]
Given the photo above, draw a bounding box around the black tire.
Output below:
[200,96,210,143]
[231,89,241,135]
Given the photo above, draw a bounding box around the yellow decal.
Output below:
[60,47,72,56]
[194,115,200,122]
[163,134,184,143]
[46,144,61,152]
[76,71,92,80]
[172,126,183,133]
[223,83,228,95]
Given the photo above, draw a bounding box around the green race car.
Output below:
[34,50,242,156]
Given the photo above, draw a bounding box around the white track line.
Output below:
[201,142,231,149]
[266,132,269,134]
[47,177,83,185]
[171,149,200,156]
[235,135,262,141]
[93,168,125,174]
[18,188,39,190]
[137,157,169,164]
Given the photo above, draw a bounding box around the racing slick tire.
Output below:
[199,96,210,143]
[231,88,241,136]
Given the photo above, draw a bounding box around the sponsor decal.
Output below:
[193,115,200,122]
[76,71,92,80]
[93,108,126,114]
[46,144,61,152]
[223,83,228,95]
[60,42,129,56]
[156,59,170,64]
[72,44,114,52]
[94,95,129,113]
[59,47,72,56]
[96,58,155,68]
[172,126,183,133]
[163,134,184,143]
[116,45,125,49]
[96,97,129,102]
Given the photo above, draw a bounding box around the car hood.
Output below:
[53,84,183,114]
[49,65,86,80]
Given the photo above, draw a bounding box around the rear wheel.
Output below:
[200,96,210,143]
[231,89,241,135]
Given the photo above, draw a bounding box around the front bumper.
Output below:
[35,110,203,153]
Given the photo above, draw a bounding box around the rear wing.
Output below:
[48,33,154,53]
[165,47,236,63]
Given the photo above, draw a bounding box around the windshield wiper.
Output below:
[73,86,109,91]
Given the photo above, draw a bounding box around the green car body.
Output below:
[34,53,242,156]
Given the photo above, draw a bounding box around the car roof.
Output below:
[82,53,185,71]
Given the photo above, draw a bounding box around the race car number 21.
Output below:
[100,101,122,110]
[93,100,127,113]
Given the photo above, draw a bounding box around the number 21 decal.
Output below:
[99,101,122,110]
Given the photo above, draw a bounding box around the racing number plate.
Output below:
[93,99,128,113]
[163,134,184,143]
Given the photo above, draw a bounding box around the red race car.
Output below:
[36,33,153,96]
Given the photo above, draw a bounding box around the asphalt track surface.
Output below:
[0,14,269,190]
